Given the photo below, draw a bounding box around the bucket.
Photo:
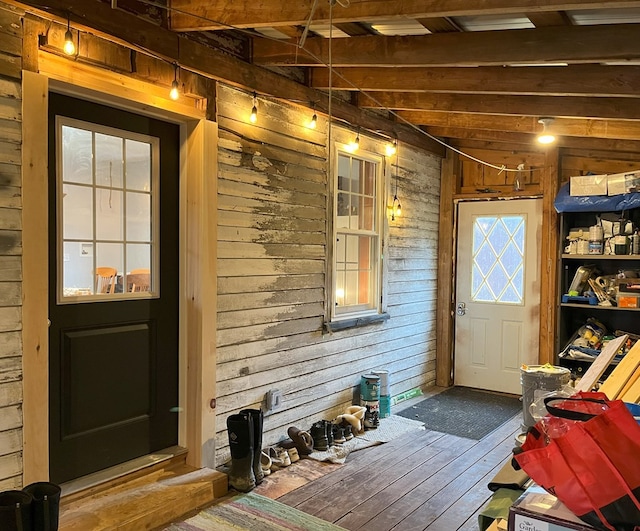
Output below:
[360,374,381,402]
[520,365,571,428]
[379,395,391,418]
[372,370,390,396]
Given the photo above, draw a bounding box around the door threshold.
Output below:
[61,445,188,498]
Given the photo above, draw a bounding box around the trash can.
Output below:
[520,365,571,429]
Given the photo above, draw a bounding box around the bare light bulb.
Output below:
[250,105,258,123]
[347,133,360,152]
[537,118,556,145]
[309,113,318,129]
[386,140,397,157]
[169,80,179,101]
[63,29,75,55]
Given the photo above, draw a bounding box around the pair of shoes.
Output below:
[287,427,314,455]
[268,447,291,468]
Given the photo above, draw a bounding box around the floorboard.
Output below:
[256,411,523,531]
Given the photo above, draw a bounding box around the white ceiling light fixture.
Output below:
[537,117,557,145]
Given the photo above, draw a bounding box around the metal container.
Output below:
[520,365,571,428]
[360,374,381,402]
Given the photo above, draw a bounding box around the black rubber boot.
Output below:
[23,482,61,531]
[240,409,264,485]
[227,412,256,492]
[0,490,33,531]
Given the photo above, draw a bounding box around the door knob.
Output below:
[456,302,466,316]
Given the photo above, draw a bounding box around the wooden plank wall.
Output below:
[215,83,441,461]
[0,1,23,490]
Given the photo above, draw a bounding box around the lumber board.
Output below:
[620,370,640,403]
[599,340,640,399]
[617,366,640,399]
[575,335,627,392]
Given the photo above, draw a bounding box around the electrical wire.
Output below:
[108,0,539,173]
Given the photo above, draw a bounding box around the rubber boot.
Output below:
[23,482,61,531]
[0,490,33,531]
[240,409,264,485]
[227,412,256,492]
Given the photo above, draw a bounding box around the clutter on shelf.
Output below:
[559,318,636,362]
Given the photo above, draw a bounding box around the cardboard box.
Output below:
[570,175,607,196]
[617,294,640,308]
[508,485,598,531]
[607,170,640,196]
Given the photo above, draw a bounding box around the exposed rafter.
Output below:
[310,65,640,98]
[168,0,640,31]
[253,24,640,67]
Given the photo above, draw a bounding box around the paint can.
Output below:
[360,374,381,402]
[361,374,381,428]
[520,365,571,429]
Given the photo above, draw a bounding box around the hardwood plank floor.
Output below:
[256,412,523,531]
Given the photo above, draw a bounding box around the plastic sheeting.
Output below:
[554,182,640,213]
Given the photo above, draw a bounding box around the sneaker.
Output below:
[268,446,291,467]
[310,422,329,451]
[260,451,272,476]
[322,420,334,446]
[342,423,354,440]
[332,424,346,444]
[287,447,300,463]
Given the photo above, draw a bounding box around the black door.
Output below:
[48,93,179,483]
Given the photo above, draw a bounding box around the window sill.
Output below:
[324,312,390,333]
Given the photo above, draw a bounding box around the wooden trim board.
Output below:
[599,339,640,399]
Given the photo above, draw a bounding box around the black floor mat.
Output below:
[397,387,522,440]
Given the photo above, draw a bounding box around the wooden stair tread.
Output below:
[60,465,228,531]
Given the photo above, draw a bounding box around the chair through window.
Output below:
[95,267,117,294]
[126,272,150,293]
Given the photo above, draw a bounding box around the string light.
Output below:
[391,141,401,221]
[346,128,360,152]
[169,63,180,100]
[63,14,75,56]
[308,103,318,129]
[386,138,397,157]
[250,92,258,123]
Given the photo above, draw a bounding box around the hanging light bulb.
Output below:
[537,117,556,145]
[63,15,76,56]
[250,92,258,123]
[347,129,360,152]
[169,64,180,101]
[309,111,318,129]
[386,139,397,157]
[391,141,402,221]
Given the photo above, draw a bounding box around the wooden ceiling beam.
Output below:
[168,0,640,31]
[526,11,573,27]
[402,111,640,140]
[10,0,443,155]
[427,126,640,152]
[360,92,640,121]
[416,17,462,33]
[310,65,640,98]
[253,23,640,67]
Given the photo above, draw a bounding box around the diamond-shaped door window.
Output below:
[471,215,525,304]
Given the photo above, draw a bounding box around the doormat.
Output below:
[163,491,346,531]
[396,387,521,440]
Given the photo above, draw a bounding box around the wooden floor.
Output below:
[254,410,523,531]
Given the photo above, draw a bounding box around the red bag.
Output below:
[513,391,640,531]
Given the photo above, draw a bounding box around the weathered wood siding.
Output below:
[215,84,441,461]
[0,1,23,489]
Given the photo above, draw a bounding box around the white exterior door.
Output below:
[454,199,542,394]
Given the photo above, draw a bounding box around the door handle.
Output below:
[456,302,466,316]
